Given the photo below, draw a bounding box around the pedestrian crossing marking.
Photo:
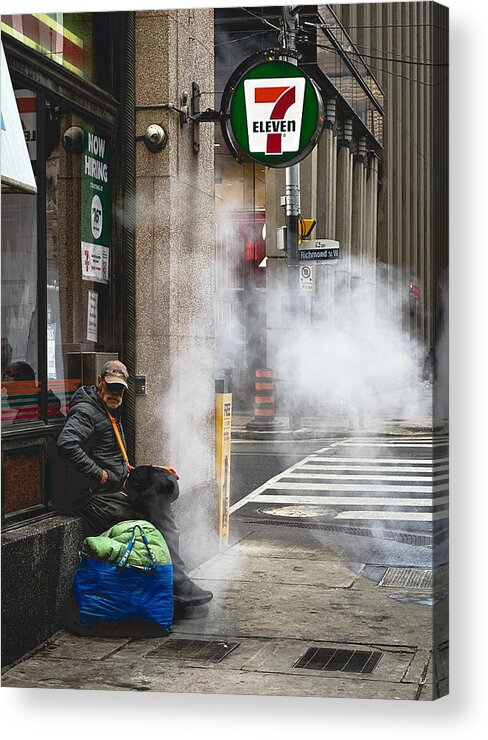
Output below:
[302,464,449,473]
[250,495,448,507]
[269,481,447,492]
[285,472,448,482]
[232,435,449,530]
[333,442,447,448]
[313,457,448,465]
[335,511,448,521]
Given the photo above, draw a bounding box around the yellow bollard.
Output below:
[215,389,232,545]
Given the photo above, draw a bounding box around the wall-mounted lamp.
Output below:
[136,124,168,153]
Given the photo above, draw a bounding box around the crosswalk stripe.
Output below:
[335,442,447,448]
[335,511,449,521]
[285,472,448,482]
[253,495,448,507]
[312,457,448,464]
[302,464,449,473]
[232,436,449,528]
[269,481,447,493]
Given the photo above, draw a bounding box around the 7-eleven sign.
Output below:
[222,56,324,168]
[244,77,305,156]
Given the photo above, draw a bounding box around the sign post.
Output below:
[220,10,325,431]
[215,390,232,545]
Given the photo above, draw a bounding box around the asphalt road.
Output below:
[229,437,332,507]
[230,434,449,547]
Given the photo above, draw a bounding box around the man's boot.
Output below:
[173,577,213,607]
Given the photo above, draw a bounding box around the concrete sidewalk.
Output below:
[1,521,448,700]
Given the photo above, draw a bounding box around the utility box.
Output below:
[276,226,287,251]
[67,352,119,386]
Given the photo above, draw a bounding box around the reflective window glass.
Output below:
[1,88,40,425]
[1,13,112,89]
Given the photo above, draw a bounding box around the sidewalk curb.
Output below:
[231,425,440,441]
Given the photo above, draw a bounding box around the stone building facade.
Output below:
[1,8,217,667]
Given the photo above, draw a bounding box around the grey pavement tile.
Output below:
[237,638,415,683]
[0,657,419,699]
[109,634,271,672]
[191,553,361,588]
[223,537,346,561]
[170,578,435,647]
[229,527,434,568]
[33,633,131,661]
[402,648,431,685]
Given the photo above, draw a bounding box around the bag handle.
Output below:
[106,410,130,466]
[116,524,158,572]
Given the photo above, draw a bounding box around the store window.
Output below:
[45,105,112,415]
[1,87,40,425]
[1,13,112,90]
[2,84,114,429]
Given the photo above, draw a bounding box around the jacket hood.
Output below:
[69,384,105,413]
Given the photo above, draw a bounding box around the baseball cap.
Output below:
[100,360,129,389]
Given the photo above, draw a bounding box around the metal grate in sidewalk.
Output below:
[293,647,383,674]
[147,639,239,663]
[379,565,448,589]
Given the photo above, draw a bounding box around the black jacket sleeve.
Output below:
[57,409,106,487]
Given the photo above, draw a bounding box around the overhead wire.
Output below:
[239,7,281,32]
[215,29,270,47]
[345,37,446,66]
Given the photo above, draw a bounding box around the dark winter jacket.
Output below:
[57,385,129,511]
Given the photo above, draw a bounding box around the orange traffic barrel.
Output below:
[246,369,281,430]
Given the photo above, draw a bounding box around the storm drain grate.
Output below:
[147,639,239,663]
[379,565,448,589]
[293,647,383,674]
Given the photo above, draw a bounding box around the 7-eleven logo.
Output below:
[244,77,306,155]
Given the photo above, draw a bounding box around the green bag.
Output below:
[81,519,171,569]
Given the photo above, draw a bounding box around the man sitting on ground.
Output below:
[56,360,213,612]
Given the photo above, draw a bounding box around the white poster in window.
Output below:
[81,242,109,284]
[87,290,98,343]
[47,323,56,378]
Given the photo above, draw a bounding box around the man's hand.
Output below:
[100,469,109,485]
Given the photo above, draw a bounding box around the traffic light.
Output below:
[298,218,316,243]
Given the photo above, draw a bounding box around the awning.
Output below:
[1,40,37,194]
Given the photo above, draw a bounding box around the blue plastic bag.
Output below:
[72,524,173,635]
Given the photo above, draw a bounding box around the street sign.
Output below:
[299,239,340,261]
[221,53,324,168]
[299,264,314,293]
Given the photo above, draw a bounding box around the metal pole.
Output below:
[281,6,302,430]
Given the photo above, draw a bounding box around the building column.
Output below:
[335,120,354,314]
[316,99,337,240]
[363,152,379,318]
[134,8,217,568]
[351,136,367,269]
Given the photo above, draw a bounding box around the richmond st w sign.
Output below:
[221,55,325,168]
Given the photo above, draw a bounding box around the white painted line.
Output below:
[229,444,335,513]
[285,472,449,482]
[268,482,446,493]
[335,510,449,521]
[336,442,447,448]
[251,495,449,507]
[312,457,448,465]
[301,464,449,473]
